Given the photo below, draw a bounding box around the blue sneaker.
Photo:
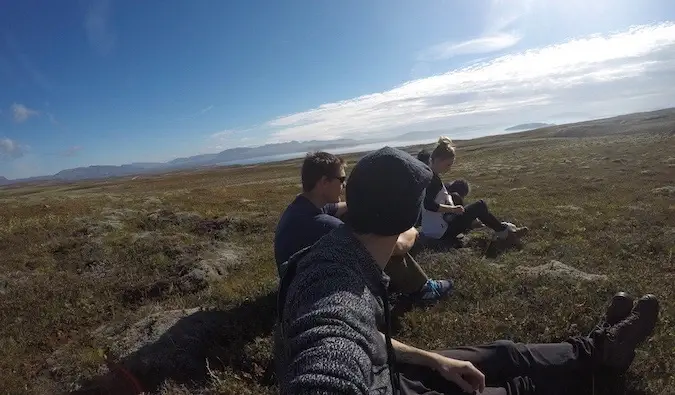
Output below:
[418,279,454,302]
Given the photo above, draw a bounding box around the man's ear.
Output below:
[317,175,329,187]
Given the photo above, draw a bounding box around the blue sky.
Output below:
[2,0,675,179]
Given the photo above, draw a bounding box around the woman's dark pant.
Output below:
[398,338,597,395]
[443,200,507,239]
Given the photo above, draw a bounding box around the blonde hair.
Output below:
[431,136,456,161]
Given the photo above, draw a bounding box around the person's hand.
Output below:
[432,355,485,393]
[450,205,465,214]
[471,219,485,229]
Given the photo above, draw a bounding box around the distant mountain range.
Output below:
[0,132,442,185]
[505,122,554,131]
[3,108,673,186]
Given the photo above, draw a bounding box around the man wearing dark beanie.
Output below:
[346,147,431,235]
[275,147,659,395]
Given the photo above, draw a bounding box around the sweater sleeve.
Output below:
[424,174,443,212]
[322,203,338,217]
[280,264,376,394]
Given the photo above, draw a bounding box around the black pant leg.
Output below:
[444,200,506,238]
[399,369,509,395]
[398,338,596,395]
[438,339,595,394]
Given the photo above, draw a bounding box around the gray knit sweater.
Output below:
[275,226,393,394]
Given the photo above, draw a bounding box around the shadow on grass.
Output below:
[411,233,522,259]
[70,292,278,395]
[463,234,524,259]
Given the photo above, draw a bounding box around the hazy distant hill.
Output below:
[3,139,368,184]
[505,122,553,131]
[2,108,674,186]
[168,139,361,167]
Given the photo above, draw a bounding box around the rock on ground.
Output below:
[651,186,675,196]
[515,260,608,282]
[178,245,241,292]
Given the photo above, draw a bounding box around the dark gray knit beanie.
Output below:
[346,146,433,236]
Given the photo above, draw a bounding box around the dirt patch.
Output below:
[515,260,608,282]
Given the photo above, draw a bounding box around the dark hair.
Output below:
[445,179,470,197]
[416,149,431,165]
[301,151,345,192]
[431,136,456,161]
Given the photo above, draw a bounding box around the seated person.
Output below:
[445,179,469,206]
[275,146,660,395]
[417,153,481,231]
[274,151,452,302]
[422,137,527,242]
[416,148,431,166]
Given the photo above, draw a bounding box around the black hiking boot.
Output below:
[597,294,659,371]
[604,292,635,326]
[589,292,634,337]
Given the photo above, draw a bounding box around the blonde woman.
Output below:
[421,137,528,242]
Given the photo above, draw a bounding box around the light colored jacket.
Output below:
[421,173,454,239]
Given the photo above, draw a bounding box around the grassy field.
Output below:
[1,116,674,394]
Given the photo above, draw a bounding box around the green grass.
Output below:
[1,130,673,394]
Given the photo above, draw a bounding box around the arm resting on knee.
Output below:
[392,227,418,256]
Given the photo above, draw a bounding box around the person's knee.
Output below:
[474,199,488,213]
[450,192,464,206]
[493,339,516,350]
[492,340,529,371]
[492,340,518,359]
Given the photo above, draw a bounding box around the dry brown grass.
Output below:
[1,128,674,394]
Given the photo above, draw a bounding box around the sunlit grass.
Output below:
[0,131,673,394]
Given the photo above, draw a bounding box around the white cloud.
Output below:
[208,128,262,151]
[0,138,24,159]
[419,0,532,61]
[264,23,675,143]
[10,103,39,123]
[84,0,116,56]
[211,129,236,139]
[419,32,522,61]
[485,0,534,33]
[200,105,214,114]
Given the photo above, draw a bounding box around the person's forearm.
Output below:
[438,204,460,213]
[381,333,438,367]
[335,202,348,218]
[392,228,418,256]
